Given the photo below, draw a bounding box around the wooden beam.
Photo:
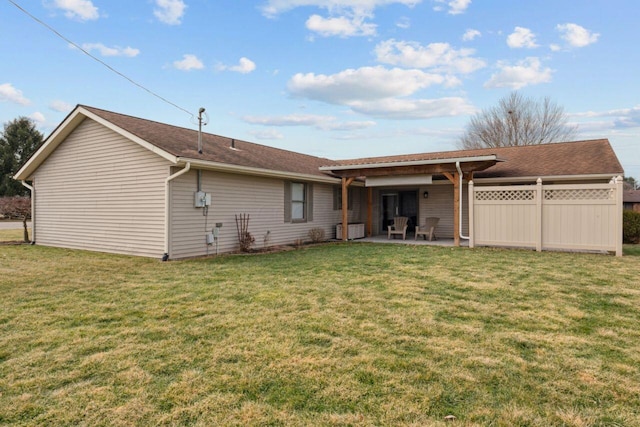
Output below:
[442,172,455,184]
[329,160,497,178]
[341,177,355,241]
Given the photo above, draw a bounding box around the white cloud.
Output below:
[374,39,486,74]
[462,28,480,41]
[154,0,186,25]
[172,54,204,71]
[557,23,599,48]
[30,112,46,124]
[433,0,471,15]
[288,66,445,104]
[484,57,553,89]
[81,43,140,57]
[49,100,73,112]
[53,0,99,21]
[217,57,257,74]
[260,0,421,18]
[348,97,476,119]
[243,114,375,131]
[261,0,418,38]
[286,66,475,120]
[507,27,538,48]
[306,14,376,37]
[249,129,285,140]
[0,83,30,106]
[549,44,561,52]
[572,105,640,129]
[396,17,410,29]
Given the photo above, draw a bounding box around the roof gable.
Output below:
[81,106,336,179]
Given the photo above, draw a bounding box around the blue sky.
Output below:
[1,0,639,179]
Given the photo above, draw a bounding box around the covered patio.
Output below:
[320,154,500,247]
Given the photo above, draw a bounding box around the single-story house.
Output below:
[14,105,625,259]
[624,190,640,212]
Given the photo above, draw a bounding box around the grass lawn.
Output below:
[1,236,639,426]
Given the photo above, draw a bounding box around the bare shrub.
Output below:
[308,227,326,243]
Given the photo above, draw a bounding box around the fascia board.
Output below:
[79,107,178,164]
[14,108,86,180]
[319,155,500,171]
[179,157,342,184]
[14,106,178,180]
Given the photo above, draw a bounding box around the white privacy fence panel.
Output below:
[469,177,623,256]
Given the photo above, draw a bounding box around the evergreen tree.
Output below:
[0,117,43,196]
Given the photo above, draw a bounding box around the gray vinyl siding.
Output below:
[417,184,469,238]
[32,118,170,257]
[369,183,468,238]
[169,169,359,258]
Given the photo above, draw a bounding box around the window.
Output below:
[284,182,313,223]
[291,182,306,220]
[333,187,354,210]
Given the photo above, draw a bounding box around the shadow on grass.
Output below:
[623,244,640,256]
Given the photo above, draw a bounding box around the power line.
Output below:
[6,0,194,119]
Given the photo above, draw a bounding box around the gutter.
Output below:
[163,162,191,260]
[179,157,342,185]
[455,162,470,241]
[20,181,35,244]
[320,155,500,171]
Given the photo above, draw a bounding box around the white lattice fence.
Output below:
[469,178,623,256]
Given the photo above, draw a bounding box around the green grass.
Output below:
[624,244,640,256]
[0,227,28,242]
[1,240,639,426]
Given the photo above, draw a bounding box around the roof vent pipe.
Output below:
[197,107,206,154]
[231,139,235,149]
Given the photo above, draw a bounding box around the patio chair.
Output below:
[415,217,439,241]
[387,216,409,240]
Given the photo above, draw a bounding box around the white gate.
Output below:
[469,177,623,256]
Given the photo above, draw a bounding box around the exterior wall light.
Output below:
[423,191,429,199]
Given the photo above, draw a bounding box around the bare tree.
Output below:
[458,92,577,149]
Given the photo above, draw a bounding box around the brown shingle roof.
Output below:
[324,139,624,178]
[82,106,623,180]
[82,106,336,179]
[624,190,640,203]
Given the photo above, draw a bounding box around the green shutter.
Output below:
[307,183,313,222]
[284,181,291,223]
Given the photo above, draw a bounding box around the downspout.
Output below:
[21,180,34,244]
[163,162,191,260]
[455,161,470,241]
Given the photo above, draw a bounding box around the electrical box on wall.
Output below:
[206,232,214,245]
[194,191,211,207]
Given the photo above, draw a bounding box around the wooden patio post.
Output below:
[367,187,373,237]
[341,177,355,241]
